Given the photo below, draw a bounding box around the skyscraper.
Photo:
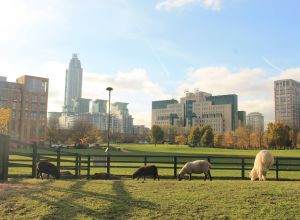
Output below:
[274,79,300,131]
[64,54,83,112]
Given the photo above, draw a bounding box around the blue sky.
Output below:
[0,0,300,127]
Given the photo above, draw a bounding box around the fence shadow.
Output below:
[10,179,159,219]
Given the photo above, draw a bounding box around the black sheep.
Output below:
[132,165,159,181]
[36,161,60,180]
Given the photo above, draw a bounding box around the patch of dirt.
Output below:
[0,183,38,192]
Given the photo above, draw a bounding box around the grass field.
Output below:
[8,144,300,180]
[10,144,300,157]
[1,178,300,220]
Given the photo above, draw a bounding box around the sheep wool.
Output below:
[178,160,212,181]
[250,150,274,181]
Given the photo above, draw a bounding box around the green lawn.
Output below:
[8,144,300,180]
[10,144,300,157]
[1,179,300,219]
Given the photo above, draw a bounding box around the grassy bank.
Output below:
[1,179,300,219]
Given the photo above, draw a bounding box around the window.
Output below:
[41,95,46,103]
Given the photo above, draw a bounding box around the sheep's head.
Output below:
[177,174,184,181]
[132,170,139,179]
[249,168,258,181]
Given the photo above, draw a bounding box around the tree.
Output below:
[71,119,99,146]
[0,108,11,135]
[235,127,252,149]
[297,132,300,149]
[214,134,223,148]
[289,129,297,149]
[175,134,187,145]
[201,126,214,147]
[223,131,235,148]
[150,125,164,146]
[46,117,60,146]
[188,127,201,147]
[266,123,292,149]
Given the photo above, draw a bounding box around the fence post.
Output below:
[241,158,245,179]
[144,156,147,166]
[56,147,61,174]
[106,154,110,175]
[174,156,177,178]
[32,142,37,178]
[276,158,279,181]
[75,154,79,178]
[79,155,81,177]
[87,155,91,178]
[0,134,9,181]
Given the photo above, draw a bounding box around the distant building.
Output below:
[247,112,264,132]
[59,100,134,134]
[0,75,48,145]
[238,111,246,128]
[274,79,300,131]
[72,98,91,114]
[53,54,135,135]
[92,99,107,113]
[64,54,83,112]
[152,91,239,134]
[133,125,149,136]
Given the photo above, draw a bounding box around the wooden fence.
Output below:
[7,144,300,180]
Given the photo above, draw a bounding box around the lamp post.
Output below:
[106,87,113,175]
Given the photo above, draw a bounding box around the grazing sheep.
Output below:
[250,150,274,181]
[36,161,60,180]
[178,160,212,181]
[132,165,159,181]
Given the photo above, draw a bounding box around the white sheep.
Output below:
[250,150,274,181]
[177,160,212,181]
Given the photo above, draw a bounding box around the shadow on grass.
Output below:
[17,180,159,219]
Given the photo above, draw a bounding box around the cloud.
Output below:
[0,1,62,45]
[156,0,222,11]
[273,68,300,81]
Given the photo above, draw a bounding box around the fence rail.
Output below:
[6,145,300,180]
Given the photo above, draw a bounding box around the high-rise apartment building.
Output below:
[0,75,48,145]
[274,79,300,131]
[247,112,264,132]
[64,54,83,112]
[152,91,238,134]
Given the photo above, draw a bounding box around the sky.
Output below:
[0,0,300,127]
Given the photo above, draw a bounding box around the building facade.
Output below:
[64,54,83,112]
[238,111,246,128]
[0,75,48,145]
[247,112,264,132]
[152,91,238,134]
[274,79,300,131]
[59,100,134,134]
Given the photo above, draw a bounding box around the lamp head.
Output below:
[106,87,113,92]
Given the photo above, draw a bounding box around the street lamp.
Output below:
[106,87,113,175]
